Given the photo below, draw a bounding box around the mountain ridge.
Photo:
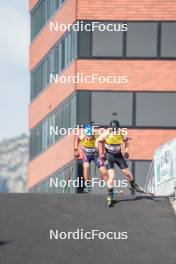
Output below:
[0,133,29,192]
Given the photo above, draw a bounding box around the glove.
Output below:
[74,150,80,158]
[124,152,129,160]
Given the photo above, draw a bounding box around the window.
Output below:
[126,22,158,57]
[61,38,65,70]
[48,114,56,146]
[63,100,71,129]
[77,92,91,125]
[42,119,48,151]
[92,22,123,57]
[46,55,50,86]
[78,23,91,58]
[35,65,41,95]
[70,95,77,128]
[55,0,60,9]
[31,11,35,40]
[31,0,65,41]
[31,73,36,101]
[91,92,133,127]
[30,94,76,160]
[41,0,46,28]
[35,123,42,155]
[50,49,55,75]
[29,130,35,160]
[73,29,78,60]
[43,57,48,89]
[161,22,176,58]
[55,44,61,74]
[136,93,176,127]
[55,107,63,141]
[31,29,77,100]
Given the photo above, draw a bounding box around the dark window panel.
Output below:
[63,100,71,129]
[55,0,60,9]
[43,58,48,89]
[91,92,133,127]
[61,39,65,71]
[31,11,35,40]
[71,95,77,128]
[55,45,60,74]
[41,0,47,27]
[55,107,63,141]
[161,22,176,58]
[30,73,35,101]
[47,0,52,20]
[46,55,51,85]
[77,91,91,125]
[136,93,176,127]
[127,22,158,57]
[92,22,123,57]
[35,123,42,156]
[78,23,91,57]
[29,130,35,160]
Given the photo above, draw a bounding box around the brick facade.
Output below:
[77,0,176,20]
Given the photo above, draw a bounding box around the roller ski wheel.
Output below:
[107,194,113,207]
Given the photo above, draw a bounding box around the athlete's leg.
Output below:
[106,154,116,204]
[94,155,109,182]
[99,166,108,182]
[107,168,116,189]
[121,167,133,182]
[82,152,91,191]
[121,166,143,193]
[83,161,91,181]
[99,152,116,205]
[105,153,116,190]
[83,161,92,192]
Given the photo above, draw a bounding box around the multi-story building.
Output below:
[29,0,176,193]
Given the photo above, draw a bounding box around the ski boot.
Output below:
[84,181,92,193]
[130,180,144,194]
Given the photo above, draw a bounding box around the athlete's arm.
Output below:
[124,138,129,159]
[97,133,106,158]
[74,135,80,158]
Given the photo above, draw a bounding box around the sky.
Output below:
[0,1,30,141]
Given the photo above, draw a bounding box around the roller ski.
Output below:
[129,182,154,196]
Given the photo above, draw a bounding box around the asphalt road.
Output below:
[0,194,176,264]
